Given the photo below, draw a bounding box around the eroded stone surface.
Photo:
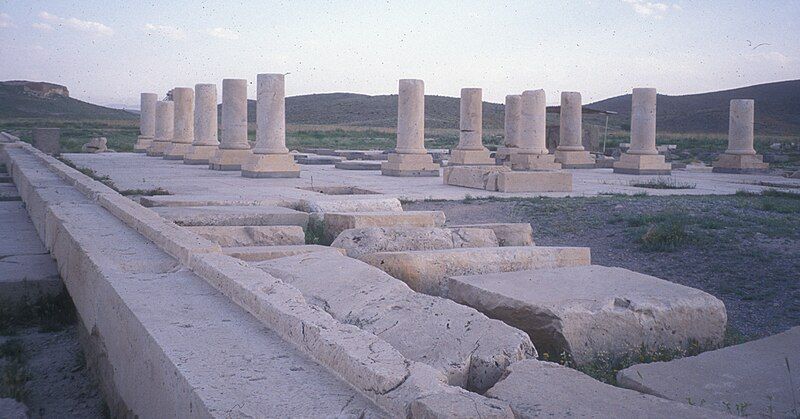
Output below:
[152,205,309,227]
[222,244,344,261]
[323,211,446,242]
[331,226,498,259]
[184,225,305,246]
[448,223,534,246]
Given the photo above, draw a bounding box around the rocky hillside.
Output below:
[0,80,136,120]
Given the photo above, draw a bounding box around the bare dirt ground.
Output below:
[406,191,800,340]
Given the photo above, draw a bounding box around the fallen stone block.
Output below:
[255,251,536,392]
[443,165,509,191]
[449,223,534,246]
[223,245,344,261]
[331,226,498,259]
[443,165,573,192]
[447,266,727,364]
[184,225,305,246]
[486,360,727,418]
[617,326,800,418]
[334,160,383,170]
[152,205,309,228]
[361,246,591,296]
[324,211,446,242]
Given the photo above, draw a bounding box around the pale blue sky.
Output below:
[1,0,797,106]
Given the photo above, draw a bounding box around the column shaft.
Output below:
[558,92,583,151]
[154,101,174,142]
[172,87,195,144]
[519,89,547,154]
[726,99,756,155]
[139,93,157,138]
[193,84,219,146]
[504,95,521,148]
[396,79,426,154]
[457,88,484,150]
[254,73,288,154]
[628,88,657,155]
[220,79,250,150]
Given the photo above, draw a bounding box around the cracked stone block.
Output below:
[448,223,534,246]
[323,211,446,243]
[184,225,305,247]
[331,226,498,259]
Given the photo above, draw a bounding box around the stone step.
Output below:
[617,326,800,417]
[184,225,305,247]
[151,205,309,227]
[486,360,728,418]
[446,265,727,364]
[140,194,296,208]
[448,223,534,246]
[360,246,591,296]
[331,226,499,259]
[323,211,446,242]
[254,251,536,392]
[222,245,344,262]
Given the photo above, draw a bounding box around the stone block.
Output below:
[617,326,800,417]
[448,149,495,165]
[140,194,294,208]
[145,140,170,157]
[298,197,402,214]
[162,142,192,160]
[448,223,534,246]
[132,135,153,153]
[184,225,305,246]
[443,165,508,191]
[613,153,672,175]
[497,171,572,192]
[712,153,770,174]
[447,266,727,364]
[32,128,60,155]
[334,160,382,170]
[241,153,301,178]
[510,153,561,171]
[182,145,218,165]
[553,149,596,168]
[208,148,252,171]
[0,254,63,309]
[331,226,498,259]
[222,245,344,261]
[381,153,440,177]
[361,246,591,296]
[296,155,343,165]
[0,184,20,199]
[323,211,446,242]
[152,205,309,227]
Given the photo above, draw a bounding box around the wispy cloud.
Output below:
[144,23,186,40]
[38,11,113,36]
[744,51,794,66]
[208,27,240,40]
[32,22,53,31]
[621,0,681,17]
[0,12,14,28]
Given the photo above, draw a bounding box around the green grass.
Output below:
[0,289,77,336]
[0,339,30,402]
[119,187,171,197]
[629,177,696,190]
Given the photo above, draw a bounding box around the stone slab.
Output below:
[241,153,301,178]
[323,210,446,242]
[255,251,536,392]
[0,201,48,254]
[0,254,63,308]
[448,223,534,246]
[331,226,498,259]
[361,246,591,296]
[184,225,305,247]
[486,360,727,418]
[139,194,295,208]
[447,266,727,364]
[617,326,800,417]
[0,175,11,183]
[554,149,596,168]
[222,245,344,261]
[712,153,770,174]
[152,205,309,227]
[381,153,441,177]
[614,153,672,175]
[443,165,509,191]
[334,160,383,170]
[510,153,561,171]
[298,196,402,214]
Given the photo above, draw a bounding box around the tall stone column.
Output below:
[510,89,561,170]
[554,91,595,168]
[184,84,220,165]
[164,87,195,159]
[133,93,157,152]
[241,73,300,178]
[496,94,521,164]
[209,79,252,170]
[449,88,493,165]
[381,79,440,176]
[146,101,174,157]
[713,99,768,173]
[613,88,671,174]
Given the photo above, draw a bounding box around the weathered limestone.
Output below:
[447,266,727,364]
[713,99,769,173]
[183,84,219,165]
[614,88,672,175]
[184,225,305,246]
[495,94,522,164]
[133,93,157,153]
[511,90,561,171]
[443,165,572,192]
[448,223,534,246]
[296,155,343,165]
[146,101,174,157]
[334,160,382,170]
[241,74,301,178]
[361,246,591,296]
[140,194,294,208]
[331,226,499,259]
[163,87,195,160]
[554,92,595,168]
[152,205,308,227]
[443,165,508,190]
[255,251,536,392]
[209,79,252,170]
[223,245,344,261]
[449,88,493,165]
[32,128,60,155]
[298,196,403,214]
[487,360,728,418]
[323,210,446,242]
[381,79,440,177]
[618,326,800,418]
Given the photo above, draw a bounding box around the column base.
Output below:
[183,145,219,165]
[712,154,770,174]
[613,153,672,175]
[241,153,301,178]
[554,149,596,169]
[133,136,153,153]
[146,140,171,157]
[381,153,440,177]
[510,153,562,171]
[209,148,252,171]
[163,143,192,160]
[448,149,495,166]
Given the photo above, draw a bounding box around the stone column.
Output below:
[164,87,195,159]
[184,84,220,165]
[496,94,521,164]
[554,91,595,168]
[713,99,768,173]
[133,93,157,152]
[449,88,493,165]
[381,79,439,176]
[614,88,670,174]
[209,79,252,170]
[510,89,561,170]
[146,101,174,157]
[241,73,300,178]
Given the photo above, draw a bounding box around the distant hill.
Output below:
[588,80,800,135]
[0,80,137,120]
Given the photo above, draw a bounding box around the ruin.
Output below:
[163,87,195,160]
[183,84,220,165]
[495,94,522,164]
[448,88,494,165]
[145,100,174,157]
[712,99,770,173]
[554,92,596,168]
[613,88,672,175]
[381,79,440,177]
[133,93,157,153]
[209,79,252,170]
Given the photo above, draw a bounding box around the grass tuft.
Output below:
[630,177,696,189]
[119,187,171,197]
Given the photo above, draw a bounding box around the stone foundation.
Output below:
[241,153,301,178]
[448,149,494,165]
[381,153,440,177]
[145,140,170,157]
[613,153,671,175]
[182,145,218,165]
[163,143,192,160]
[712,153,769,173]
[510,153,562,171]
[133,136,153,153]
[554,149,596,168]
[208,148,252,171]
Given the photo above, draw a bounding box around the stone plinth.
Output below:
[614,88,671,175]
[382,79,440,177]
[381,153,440,177]
[555,92,595,168]
[134,93,157,153]
[32,128,60,155]
[164,87,195,160]
[449,88,493,165]
[184,84,219,165]
[241,74,300,178]
[496,95,522,164]
[510,153,562,171]
[209,79,251,170]
[713,100,769,174]
[146,101,174,157]
[712,154,769,173]
[613,153,671,175]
